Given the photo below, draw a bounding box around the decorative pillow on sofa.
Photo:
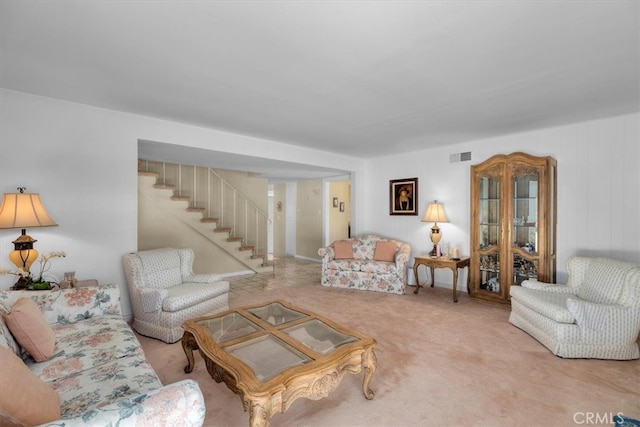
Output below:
[334,240,354,259]
[0,346,61,425]
[373,241,397,262]
[4,297,56,362]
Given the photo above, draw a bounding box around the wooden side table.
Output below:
[413,256,470,302]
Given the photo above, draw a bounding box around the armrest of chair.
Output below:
[41,380,206,427]
[566,298,640,339]
[184,273,224,283]
[139,287,168,313]
[318,246,335,265]
[521,280,576,294]
[395,243,411,270]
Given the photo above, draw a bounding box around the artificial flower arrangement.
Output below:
[0,251,67,290]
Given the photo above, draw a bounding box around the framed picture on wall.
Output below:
[333,197,339,208]
[339,202,345,212]
[390,177,418,216]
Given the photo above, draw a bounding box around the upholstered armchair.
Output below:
[123,247,230,343]
[509,256,640,360]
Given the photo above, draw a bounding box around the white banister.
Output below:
[139,160,270,255]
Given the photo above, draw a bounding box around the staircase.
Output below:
[138,170,274,274]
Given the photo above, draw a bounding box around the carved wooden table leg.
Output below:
[452,267,459,303]
[361,349,377,400]
[249,399,272,427]
[429,266,435,287]
[182,331,197,373]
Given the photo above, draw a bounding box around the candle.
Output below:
[451,247,460,259]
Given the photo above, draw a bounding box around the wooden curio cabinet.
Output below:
[470,152,557,304]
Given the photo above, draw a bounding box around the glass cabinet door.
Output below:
[479,176,500,249]
[470,153,556,304]
[478,175,502,295]
[511,168,540,286]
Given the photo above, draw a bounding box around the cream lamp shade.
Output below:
[0,187,58,289]
[422,201,448,256]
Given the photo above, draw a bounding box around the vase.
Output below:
[61,271,78,289]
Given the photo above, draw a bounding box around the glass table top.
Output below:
[283,319,358,355]
[194,301,364,383]
[225,334,312,381]
[247,302,307,326]
[198,312,262,343]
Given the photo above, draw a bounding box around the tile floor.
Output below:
[227,256,321,295]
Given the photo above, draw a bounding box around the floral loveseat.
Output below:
[0,284,205,426]
[318,235,411,295]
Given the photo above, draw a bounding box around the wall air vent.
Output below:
[449,152,472,163]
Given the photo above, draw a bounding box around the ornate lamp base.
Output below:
[11,276,30,290]
[429,225,442,256]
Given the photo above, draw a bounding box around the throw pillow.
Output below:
[333,240,354,259]
[0,346,61,425]
[373,241,397,262]
[4,297,56,362]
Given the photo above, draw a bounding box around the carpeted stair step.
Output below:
[139,170,270,275]
[153,183,176,190]
[186,207,205,213]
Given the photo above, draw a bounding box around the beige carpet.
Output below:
[137,284,640,427]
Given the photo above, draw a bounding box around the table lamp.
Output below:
[0,187,58,289]
[422,200,448,256]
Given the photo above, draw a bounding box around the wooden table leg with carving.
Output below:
[413,263,423,294]
[249,399,272,427]
[361,348,377,400]
[413,261,435,295]
[451,267,460,303]
[182,331,197,373]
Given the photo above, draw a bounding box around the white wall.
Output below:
[285,182,297,256]
[364,113,640,287]
[296,179,324,260]
[1,89,637,311]
[0,89,366,318]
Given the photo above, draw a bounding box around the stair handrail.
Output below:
[207,168,271,225]
[138,160,271,255]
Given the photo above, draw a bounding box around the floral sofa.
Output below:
[318,234,411,295]
[0,284,205,426]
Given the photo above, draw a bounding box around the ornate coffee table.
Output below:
[182,300,377,427]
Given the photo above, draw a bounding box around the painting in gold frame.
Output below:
[389,177,418,216]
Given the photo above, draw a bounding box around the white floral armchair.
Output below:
[123,247,229,343]
[509,256,640,359]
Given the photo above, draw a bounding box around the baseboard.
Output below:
[220,270,255,278]
[294,255,322,263]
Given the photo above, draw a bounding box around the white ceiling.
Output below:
[1,1,638,179]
